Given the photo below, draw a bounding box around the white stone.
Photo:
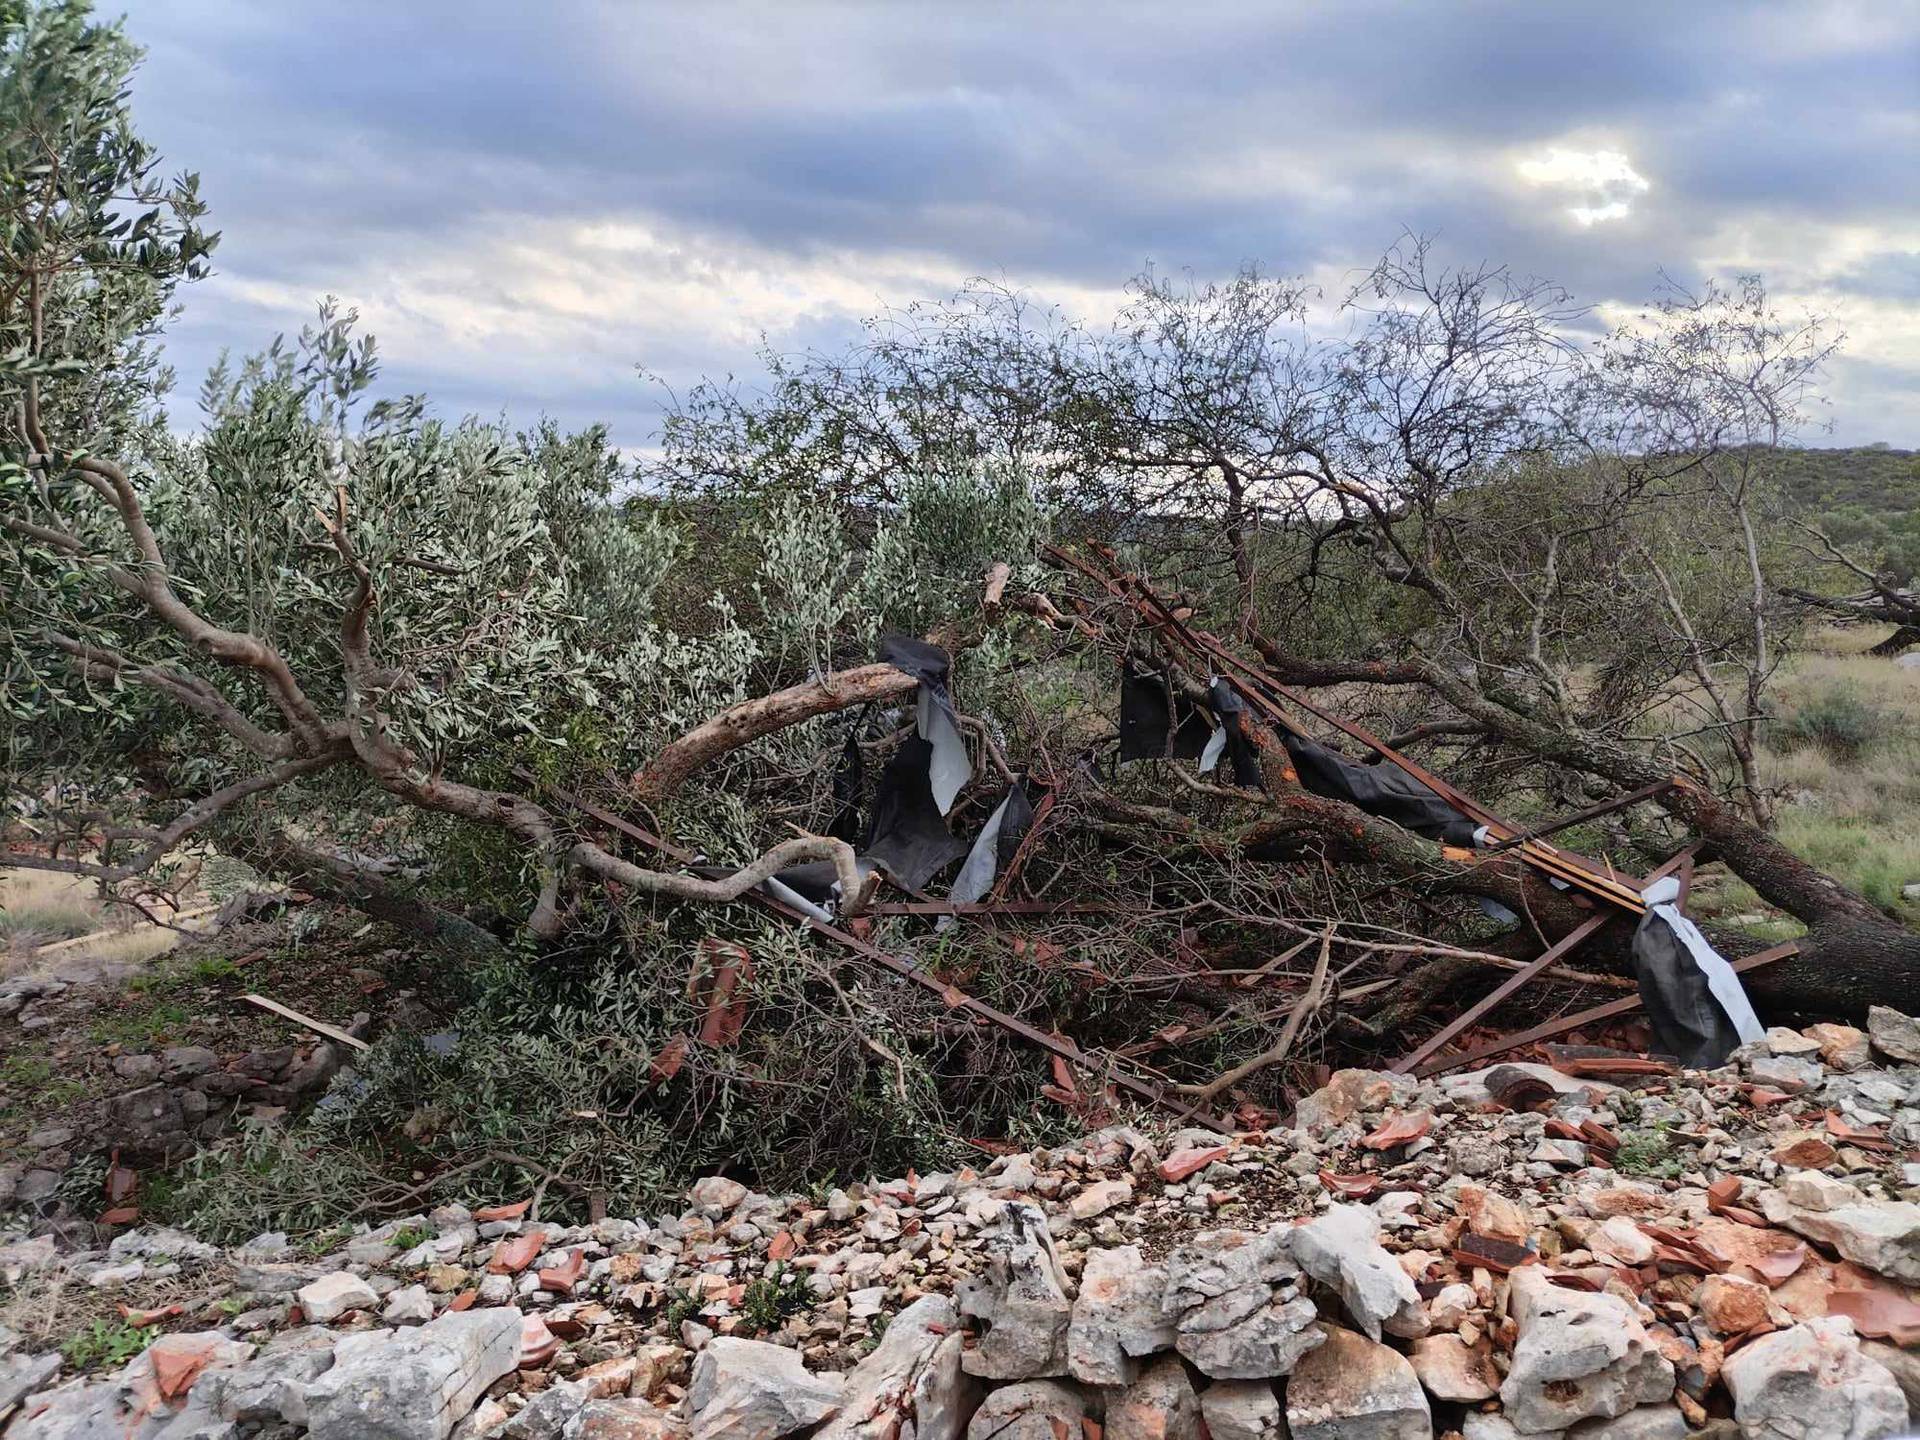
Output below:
[1292,1203,1428,1341]
[815,1294,973,1440]
[1200,1379,1285,1440]
[1286,1323,1432,1440]
[298,1271,380,1323]
[1499,1267,1673,1433]
[304,1306,524,1440]
[955,1202,1072,1379]
[686,1335,844,1440]
[1724,1317,1908,1440]
[1066,1245,1176,1385]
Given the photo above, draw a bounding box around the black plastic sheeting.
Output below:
[861,734,972,890]
[944,779,1037,914]
[1630,878,1765,1068]
[1206,679,1267,790]
[1278,731,1479,847]
[1116,671,1482,845]
[1119,666,1217,762]
[879,633,969,815]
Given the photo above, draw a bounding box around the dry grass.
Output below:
[1708,628,1920,927]
[0,1260,239,1363]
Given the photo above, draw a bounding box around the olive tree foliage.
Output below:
[0,0,1043,943]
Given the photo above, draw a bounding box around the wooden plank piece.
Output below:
[242,993,369,1051]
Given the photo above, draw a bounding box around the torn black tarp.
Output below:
[1280,730,1479,846]
[861,733,970,891]
[825,711,866,843]
[1631,874,1765,1068]
[944,779,1036,915]
[1206,679,1267,790]
[879,634,970,814]
[1120,665,1221,764]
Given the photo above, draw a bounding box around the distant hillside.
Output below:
[1773,444,1920,581]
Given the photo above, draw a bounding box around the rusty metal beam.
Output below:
[1385,846,1697,1075]
[1411,939,1801,1078]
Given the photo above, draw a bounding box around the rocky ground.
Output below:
[8,1011,1920,1440]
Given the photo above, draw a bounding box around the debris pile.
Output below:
[8,1013,1920,1439]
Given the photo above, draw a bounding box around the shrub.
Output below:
[1779,685,1885,759]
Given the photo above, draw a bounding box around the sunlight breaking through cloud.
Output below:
[1517,146,1651,225]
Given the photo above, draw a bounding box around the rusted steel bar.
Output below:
[1042,544,1649,913]
[1411,940,1801,1078]
[1480,779,1676,852]
[1386,845,1697,1075]
[519,771,1238,1135]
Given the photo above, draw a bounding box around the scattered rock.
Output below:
[1106,1352,1202,1439]
[1501,1267,1674,1432]
[1162,1226,1322,1379]
[1066,1244,1176,1385]
[1867,1007,1920,1065]
[955,1202,1072,1379]
[1724,1317,1908,1440]
[816,1293,973,1440]
[298,1271,380,1323]
[305,1306,525,1440]
[1292,1203,1427,1340]
[963,1379,1085,1439]
[1286,1323,1431,1440]
[686,1335,844,1440]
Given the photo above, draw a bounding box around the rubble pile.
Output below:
[8,1011,1920,1440]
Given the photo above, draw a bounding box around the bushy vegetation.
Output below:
[4,0,1917,1243]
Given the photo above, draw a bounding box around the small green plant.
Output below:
[302,1225,354,1258]
[1613,1127,1683,1179]
[663,1285,704,1333]
[62,1319,157,1371]
[391,1225,432,1252]
[739,1262,810,1334]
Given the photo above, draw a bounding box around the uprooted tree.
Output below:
[4,0,1916,1226]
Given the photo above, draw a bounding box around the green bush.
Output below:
[1779,685,1885,759]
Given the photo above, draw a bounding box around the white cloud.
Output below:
[1517,146,1651,226]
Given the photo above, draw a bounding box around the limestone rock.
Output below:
[500,1379,590,1439]
[1568,1406,1689,1440]
[1286,1323,1432,1440]
[1724,1318,1908,1440]
[1292,1203,1427,1340]
[298,1271,380,1323]
[688,1175,749,1212]
[1200,1379,1285,1440]
[1068,1177,1132,1220]
[686,1335,844,1440]
[815,1294,973,1440]
[1867,1007,1920,1065]
[1409,1333,1498,1402]
[1107,1353,1202,1440]
[1806,1023,1872,1072]
[1162,1226,1322,1379]
[305,1306,524,1440]
[963,1379,1085,1439]
[1500,1267,1674,1433]
[955,1202,1071,1379]
[566,1398,688,1438]
[1693,1274,1770,1336]
[1296,1070,1417,1131]
[0,1350,60,1415]
[1759,1188,1920,1285]
[1067,1244,1176,1385]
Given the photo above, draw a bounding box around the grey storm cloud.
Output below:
[125,0,1920,448]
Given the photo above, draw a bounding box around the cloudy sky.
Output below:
[127,1,1920,449]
